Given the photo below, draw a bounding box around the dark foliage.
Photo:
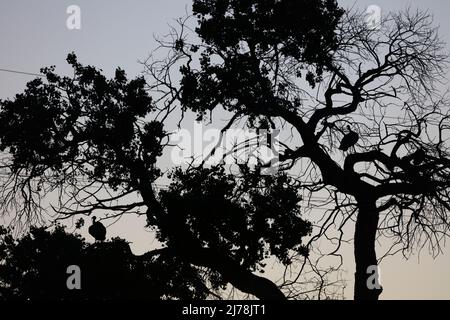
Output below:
[159,166,311,271]
[181,0,344,120]
[0,226,208,300]
[169,1,450,300]
[0,52,312,299]
[0,53,163,191]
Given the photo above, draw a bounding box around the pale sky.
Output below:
[1,0,450,300]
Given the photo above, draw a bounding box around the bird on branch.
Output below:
[339,125,359,152]
[88,216,106,242]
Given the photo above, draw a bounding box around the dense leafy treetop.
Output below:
[0,53,164,190]
[193,0,343,67]
[180,0,344,120]
[0,226,208,300]
[0,53,313,299]
[159,166,311,271]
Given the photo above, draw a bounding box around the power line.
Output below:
[0,68,43,78]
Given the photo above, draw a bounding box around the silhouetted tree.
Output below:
[158,166,311,299]
[0,225,208,299]
[146,1,450,300]
[0,53,312,299]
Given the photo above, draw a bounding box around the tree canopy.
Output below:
[1,0,450,301]
[0,53,312,300]
[147,1,450,300]
[0,226,208,299]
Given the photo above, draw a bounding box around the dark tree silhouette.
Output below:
[157,166,311,299]
[0,225,209,299]
[144,1,450,300]
[0,54,312,299]
[3,0,449,301]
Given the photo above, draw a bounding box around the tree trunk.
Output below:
[138,247,286,300]
[354,199,382,300]
[185,247,287,300]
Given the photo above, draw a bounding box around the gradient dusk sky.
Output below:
[1,0,450,300]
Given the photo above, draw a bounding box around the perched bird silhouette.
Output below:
[88,216,106,242]
[339,125,359,152]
